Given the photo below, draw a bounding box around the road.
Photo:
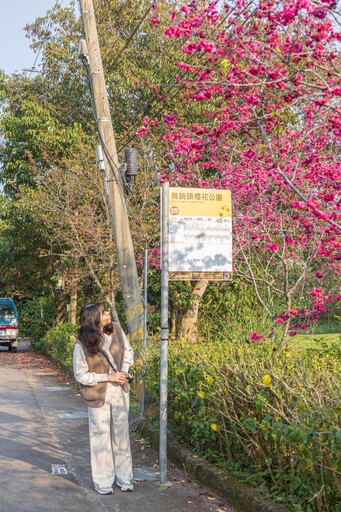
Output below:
[0,341,234,512]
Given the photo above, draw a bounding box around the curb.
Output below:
[137,419,290,512]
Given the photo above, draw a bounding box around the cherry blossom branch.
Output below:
[256,119,341,232]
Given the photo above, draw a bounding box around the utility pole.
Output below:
[78,0,143,340]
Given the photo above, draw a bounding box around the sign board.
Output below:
[169,271,232,281]
[168,187,232,279]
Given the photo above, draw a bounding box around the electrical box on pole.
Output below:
[78,0,143,340]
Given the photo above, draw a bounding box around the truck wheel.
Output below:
[9,346,17,353]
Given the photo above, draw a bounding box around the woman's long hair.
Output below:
[78,302,106,355]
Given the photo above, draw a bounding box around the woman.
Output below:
[73,302,134,494]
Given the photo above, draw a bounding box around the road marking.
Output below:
[46,386,70,391]
[51,464,68,475]
[35,372,61,376]
[58,411,88,419]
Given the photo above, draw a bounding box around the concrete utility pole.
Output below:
[78,0,143,339]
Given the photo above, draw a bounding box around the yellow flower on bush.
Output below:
[262,374,272,387]
[210,423,218,432]
[220,59,230,73]
[197,390,205,399]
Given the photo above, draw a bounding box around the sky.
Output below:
[0,0,72,76]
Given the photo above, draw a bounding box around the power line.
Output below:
[81,53,149,245]
[82,59,125,194]
[119,5,152,53]
[95,2,232,146]
[115,6,246,151]
[94,0,147,41]
[116,1,256,152]
[94,0,104,12]
[28,0,65,77]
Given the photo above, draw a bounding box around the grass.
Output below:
[286,331,341,353]
[307,322,341,334]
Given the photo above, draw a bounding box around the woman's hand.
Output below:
[107,371,127,384]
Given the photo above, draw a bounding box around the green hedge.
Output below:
[143,338,341,512]
[19,295,56,348]
[40,323,77,364]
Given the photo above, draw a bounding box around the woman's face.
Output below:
[99,308,111,329]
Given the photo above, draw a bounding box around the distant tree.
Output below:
[0,194,53,298]
[0,1,185,311]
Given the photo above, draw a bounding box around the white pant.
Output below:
[88,383,133,493]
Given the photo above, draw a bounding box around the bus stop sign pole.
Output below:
[160,182,169,484]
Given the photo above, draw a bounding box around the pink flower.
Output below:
[315,272,324,279]
[198,41,216,54]
[284,236,295,245]
[285,309,299,316]
[311,7,327,19]
[291,201,305,210]
[324,193,335,201]
[250,331,262,340]
[164,113,176,125]
[267,243,279,251]
[309,288,323,297]
[193,91,207,101]
[150,16,161,25]
[135,126,147,137]
[164,26,181,38]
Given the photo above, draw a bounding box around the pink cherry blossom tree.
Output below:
[143,0,340,342]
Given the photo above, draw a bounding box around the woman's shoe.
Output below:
[117,482,134,492]
[96,488,114,495]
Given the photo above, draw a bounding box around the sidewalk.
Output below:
[31,367,237,512]
[1,342,236,512]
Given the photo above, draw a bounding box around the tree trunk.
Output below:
[70,279,78,325]
[178,280,209,343]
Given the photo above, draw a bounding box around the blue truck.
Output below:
[0,298,19,352]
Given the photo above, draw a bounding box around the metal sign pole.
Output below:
[160,182,169,484]
[141,247,148,417]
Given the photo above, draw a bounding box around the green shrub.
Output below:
[20,295,56,349]
[143,338,341,512]
[199,278,269,342]
[41,323,77,366]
